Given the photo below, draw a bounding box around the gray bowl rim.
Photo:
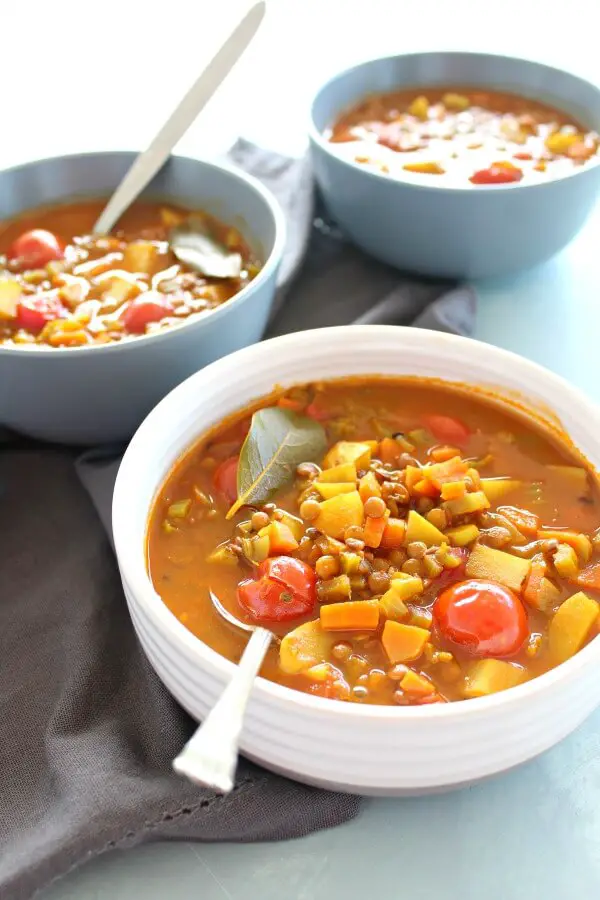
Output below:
[308,49,600,195]
[0,150,286,358]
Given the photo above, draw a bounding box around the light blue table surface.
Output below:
[6,1,597,896]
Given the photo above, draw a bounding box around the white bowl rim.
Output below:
[0,150,286,358]
[113,325,600,722]
[308,49,600,195]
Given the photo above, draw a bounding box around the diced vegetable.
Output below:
[442,92,470,111]
[388,572,424,601]
[317,463,357,483]
[575,562,600,592]
[363,513,389,548]
[465,543,531,591]
[304,663,350,700]
[553,543,579,579]
[339,551,362,575]
[277,511,304,541]
[399,670,436,695]
[279,620,335,674]
[378,437,404,465]
[316,574,351,602]
[425,456,469,488]
[545,131,582,154]
[547,465,589,493]
[445,524,480,547]
[549,591,600,664]
[358,471,381,501]
[240,534,270,563]
[480,478,522,503]
[403,161,445,175]
[379,588,408,621]
[263,521,299,554]
[206,544,239,566]
[498,505,540,537]
[538,529,592,564]
[0,279,22,319]
[314,482,356,500]
[320,599,380,631]
[408,95,429,119]
[322,441,372,470]
[314,490,364,540]
[463,659,525,697]
[382,621,430,663]
[444,491,490,516]
[405,510,445,547]
[524,554,560,613]
[440,481,467,501]
[122,241,159,274]
[167,499,191,519]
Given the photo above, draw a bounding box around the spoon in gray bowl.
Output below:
[92,0,266,239]
[172,589,275,793]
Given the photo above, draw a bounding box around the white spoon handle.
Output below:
[173,626,272,793]
[93,0,266,235]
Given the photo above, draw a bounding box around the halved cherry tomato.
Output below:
[469,164,523,185]
[8,229,64,270]
[238,557,317,623]
[212,456,239,504]
[16,294,68,333]
[121,293,174,334]
[422,414,470,446]
[433,578,528,657]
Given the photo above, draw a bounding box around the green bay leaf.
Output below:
[226,407,327,519]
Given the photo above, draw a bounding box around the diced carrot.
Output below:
[399,670,436,696]
[413,478,440,498]
[498,505,540,537]
[359,471,382,501]
[523,553,546,606]
[575,562,600,592]
[430,445,461,463]
[378,437,402,466]
[267,521,299,554]
[363,513,389,548]
[380,517,407,549]
[382,621,430,663]
[440,480,467,501]
[304,663,350,700]
[277,397,303,412]
[320,600,380,631]
[427,456,469,487]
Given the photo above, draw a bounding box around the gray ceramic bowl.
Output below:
[0,152,285,444]
[309,52,600,279]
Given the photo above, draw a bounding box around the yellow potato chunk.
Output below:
[549,591,599,664]
[463,659,525,698]
[279,620,335,674]
[322,441,373,471]
[405,510,445,547]
[480,478,522,503]
[314,491,364,540]
[465,543,531,591]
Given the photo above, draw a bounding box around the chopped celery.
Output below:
[167,499,191,519]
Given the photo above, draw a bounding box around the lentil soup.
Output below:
[0,199,259,347]
[327,87,599,185]
[148,378,600,706]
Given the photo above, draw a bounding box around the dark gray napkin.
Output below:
[0,140,476,900]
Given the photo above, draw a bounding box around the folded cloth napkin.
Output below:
[0,139,477,900]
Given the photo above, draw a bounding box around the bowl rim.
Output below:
[0,150,286,358]
[308,49,600,195]
[113,324,600,723]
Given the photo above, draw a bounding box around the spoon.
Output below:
[92,0,266,236]
[172,590,273,793]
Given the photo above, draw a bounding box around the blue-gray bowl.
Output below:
[309,51,600,279]
[0,151,285,444]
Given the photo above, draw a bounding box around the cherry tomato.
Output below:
[513,152,533,161]
[212,456,239,504]
[121,293,174,334]
[16,294,68,333]
[433,578,528,658]
[238,557,317,623]
[422,414,470,446]
[469,164,523,185]
[258,556,317,602]
[8,229,64,270]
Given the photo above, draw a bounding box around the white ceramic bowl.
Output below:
[113,326,600,795]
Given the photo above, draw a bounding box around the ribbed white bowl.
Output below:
[113,326,600,795]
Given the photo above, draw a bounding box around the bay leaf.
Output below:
[226,407,327,519]
[169,215,243,279]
